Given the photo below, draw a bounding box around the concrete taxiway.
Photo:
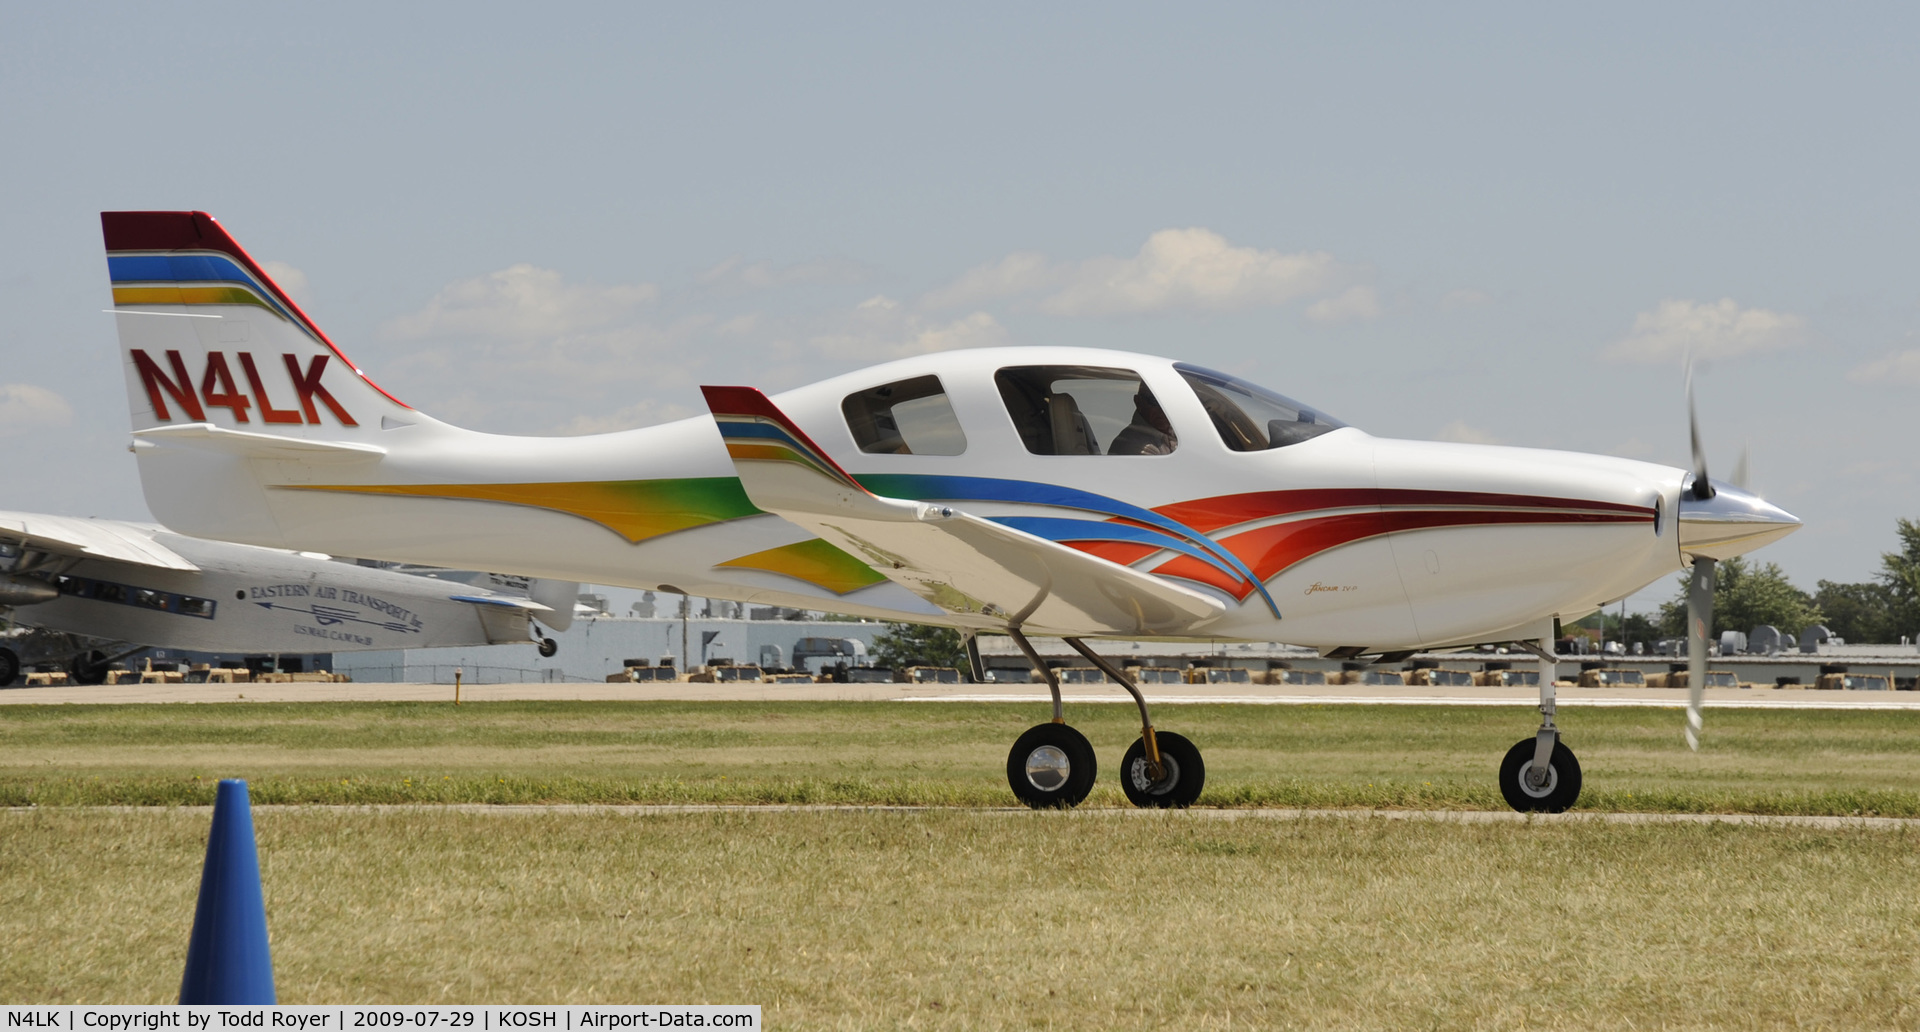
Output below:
[4,680,1920,709]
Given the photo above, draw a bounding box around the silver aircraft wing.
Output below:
[0,510,198,571]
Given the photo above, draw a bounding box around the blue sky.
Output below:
[4,3,1916,612]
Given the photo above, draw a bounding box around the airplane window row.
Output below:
[840,364,1346,457]
[53,573,218,619]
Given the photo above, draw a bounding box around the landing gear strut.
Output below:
[1002,629,1205,809]
[1500,625,1582,812]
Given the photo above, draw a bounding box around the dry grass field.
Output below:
[3,700,1919,814]
[6,702,1919,1024]
[4,807,1916,1028]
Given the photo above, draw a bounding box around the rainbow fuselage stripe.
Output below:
[294,471,1651,604]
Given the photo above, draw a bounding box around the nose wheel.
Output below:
[1007,723,1097,808]
[1499,737,1582,813]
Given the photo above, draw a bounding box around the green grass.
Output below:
[4,701,1920,814]
[4,808,1917,1027]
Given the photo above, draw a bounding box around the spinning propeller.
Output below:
[1678,361,1794,750]
[1683,360,1714,751]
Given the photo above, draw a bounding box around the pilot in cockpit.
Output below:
[1107,388,1177,455]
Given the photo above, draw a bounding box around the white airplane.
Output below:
[98,210,1802,811]
[0,508,575,685]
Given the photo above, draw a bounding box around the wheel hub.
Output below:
[1517,761,1558,798]
[1128,753,1181,795]
[1025,745,1071,791]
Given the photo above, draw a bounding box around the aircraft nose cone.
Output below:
[1676,479,1802,560]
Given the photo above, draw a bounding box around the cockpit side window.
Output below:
[1174,363,1347,452]
[841,374,967,455]
[994,366,1176,456]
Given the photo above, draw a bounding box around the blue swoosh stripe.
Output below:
[857,473,1279,615]
[988,516,1243,582]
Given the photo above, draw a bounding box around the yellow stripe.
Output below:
[291,479,760,544]
[717,539,885,595]
[113,285,282,317]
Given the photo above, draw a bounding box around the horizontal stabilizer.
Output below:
[131,423,386,462]
[0,510,198,571]
[700,385,1223,637]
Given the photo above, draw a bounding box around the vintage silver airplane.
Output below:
[0,508,575,685]
[99,210,1801,810]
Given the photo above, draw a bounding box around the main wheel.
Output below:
[537,637,559,658]
[1120,730,1205,808]
[0,647,18,687]
[68,649,110,685]
[1006,723,1097,809]
[1499,737,1582,813]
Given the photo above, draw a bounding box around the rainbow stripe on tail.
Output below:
[700,385,868,494]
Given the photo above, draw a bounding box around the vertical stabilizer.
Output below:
[103,211,411,438]
[103,212,420,544]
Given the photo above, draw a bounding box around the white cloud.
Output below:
[556,398,699,436]
[919,251,1057,310]
[1041,229,1350,316]
[0,383,73,435]
[1435,420,1501,445]
[921,228,1363,318]
[260,261,312,308]
[696,256,863,294]
[380,265,658,340]
[1848,350,1920,386]
[1305,284,1381,325]
[1604,298,1806,364]
[810,298,1010,361]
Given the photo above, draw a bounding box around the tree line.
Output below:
[1570,518,1920,649]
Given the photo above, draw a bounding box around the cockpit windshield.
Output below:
[1174,363,1348,452]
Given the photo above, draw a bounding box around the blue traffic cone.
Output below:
[179,779,276,1004]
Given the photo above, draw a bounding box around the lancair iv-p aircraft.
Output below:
[100,211,1802,811]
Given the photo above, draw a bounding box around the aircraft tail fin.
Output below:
[103,212,430,546]
[102,211,411,437]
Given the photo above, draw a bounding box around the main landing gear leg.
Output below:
[1066,637,1205,809]
[1500,624,1582,813]
[1005,628,1095,808]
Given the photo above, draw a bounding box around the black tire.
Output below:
[1499,737,1582,813]
[0,647,18,687]
[537,637,559,658]
[68,649,110,686]
[1006,723,1097,809]
[1120,730,1205,808]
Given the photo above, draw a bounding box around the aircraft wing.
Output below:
[446,594,553,613]
[700,387,1225,637]
[0,511,198,571]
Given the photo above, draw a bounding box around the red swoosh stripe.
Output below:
[1060,490,1654,600]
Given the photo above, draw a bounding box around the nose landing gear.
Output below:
[1500,626,1583,813]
